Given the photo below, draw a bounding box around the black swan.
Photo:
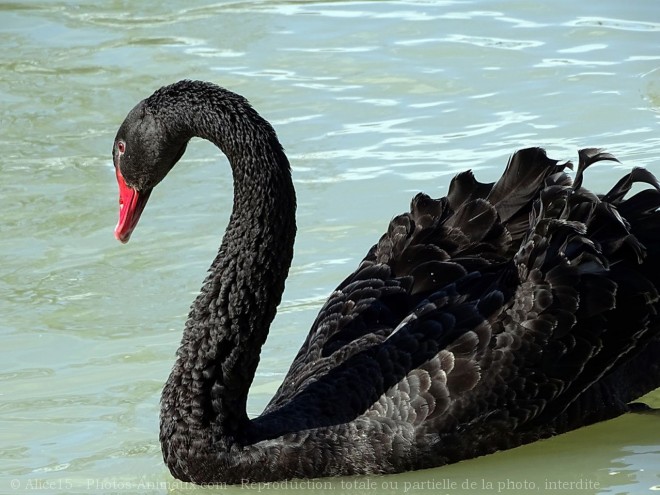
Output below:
[112,80,660,484]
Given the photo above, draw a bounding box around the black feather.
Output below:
[114,82,660,484]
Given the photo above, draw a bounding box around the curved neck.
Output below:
[157,84,296,474]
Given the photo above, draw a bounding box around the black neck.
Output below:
[156,82,296,465]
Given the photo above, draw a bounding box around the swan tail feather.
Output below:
[487,147,570,224]
[501,164,660,428]
[269,149,660,447]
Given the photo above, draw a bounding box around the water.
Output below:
[1,1,659,494]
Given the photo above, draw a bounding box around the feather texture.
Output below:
[113,81,660,484]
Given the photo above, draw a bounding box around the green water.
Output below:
[1,1,659,494]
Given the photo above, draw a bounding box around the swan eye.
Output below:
[117,141,126,154]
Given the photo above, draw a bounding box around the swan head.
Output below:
[113,100,188,243]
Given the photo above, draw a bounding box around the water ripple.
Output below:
[568,17,660,32]
[396,34,543,50]
[2,0,660,491]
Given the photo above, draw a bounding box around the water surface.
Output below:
[1,1,659,494]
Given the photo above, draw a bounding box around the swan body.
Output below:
[112,80,660,484]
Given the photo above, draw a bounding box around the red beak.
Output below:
[114,167,152,243]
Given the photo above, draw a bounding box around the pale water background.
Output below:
[1,1,660,494]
